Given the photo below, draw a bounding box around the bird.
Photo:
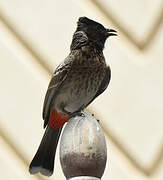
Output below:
[29,16,117,177]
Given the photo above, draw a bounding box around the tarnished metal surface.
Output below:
[60,111,107,179]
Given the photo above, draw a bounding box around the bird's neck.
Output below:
[70,45,105,66]
[70,31,104,53]
[80,45,103,56]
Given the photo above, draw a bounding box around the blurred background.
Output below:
[0,0,163,179]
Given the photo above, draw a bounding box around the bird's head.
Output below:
[71,17,117,52]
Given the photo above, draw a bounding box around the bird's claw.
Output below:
[70,111,85,118]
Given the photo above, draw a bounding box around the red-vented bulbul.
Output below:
[29,16,117,176]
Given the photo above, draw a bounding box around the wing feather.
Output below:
[42,58,72,128]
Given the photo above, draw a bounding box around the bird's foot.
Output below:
[70,111,85,118]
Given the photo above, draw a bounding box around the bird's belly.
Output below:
[53,63,105,114]
[64,89,96,113]
[54,78,99,114]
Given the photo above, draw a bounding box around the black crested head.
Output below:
[71,17,117,52]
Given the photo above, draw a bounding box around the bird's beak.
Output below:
[106,29,117,36]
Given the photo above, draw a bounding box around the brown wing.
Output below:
[85,66,111,107]
[42,58,72,128]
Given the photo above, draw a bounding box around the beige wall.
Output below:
[0,0,163,179]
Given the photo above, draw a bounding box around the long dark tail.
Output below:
[29,126,62,176]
